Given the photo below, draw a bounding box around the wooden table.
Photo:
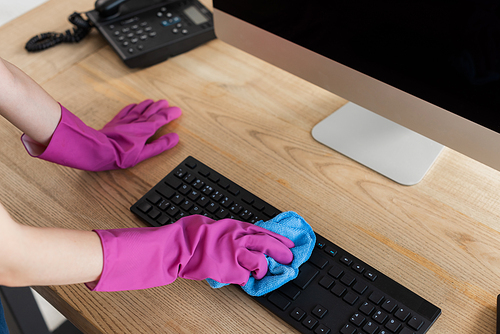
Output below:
[1,0,499,333]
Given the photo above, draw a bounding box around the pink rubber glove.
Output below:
[86,215,295,292]
[21,99,181,171]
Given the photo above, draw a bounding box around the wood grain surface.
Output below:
[1,0,499,332]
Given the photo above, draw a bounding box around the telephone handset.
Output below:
[86,0,215,68]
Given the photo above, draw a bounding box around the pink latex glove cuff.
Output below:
[87,215,294,292]
[22,100,181,171]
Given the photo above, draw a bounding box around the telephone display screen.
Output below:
[184,6,208,25]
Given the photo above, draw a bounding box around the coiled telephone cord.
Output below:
[25,12,93,52]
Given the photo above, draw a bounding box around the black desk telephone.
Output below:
[26,0,215,68]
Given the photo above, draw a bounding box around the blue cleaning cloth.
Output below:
[207,211,316,297]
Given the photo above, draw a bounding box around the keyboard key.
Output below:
[314,324,331,334]
[294,263,319,289]
[137,202,152,213]
[252,201,265,210]
[217,179,229,189]
[290,307,306,321]
[268,292,290,311]
[364,271,377,281]
[210,190,224,201]
[359,302,375,316]
[202,185,213,195]
[192,179,204,189]
[172,194,183,205]
[316,240,326,249]
[349,312,365,326]
[156,215,171,225]
[165,175,182,189]
[249,215,263,223]
[263,206,277,217]
[302,316,317,330]
[394,307,411,322]
[352,263,364,273]
[408,316,424,330]
[279,283,301,300]
[372,310,387,324]
[180,200,193,211]
[385,318,401,332]
[324,246,337,257]
[157,185,175,199]
[167,205,179,217]
[309,252,329,269]
[176,212,187,219]
[147,193,161,204]
[327,265,344,279]
[174,168,186,178]
[340,272,356,286]
[148,208,161,219]
[319,275,335,289]
[340,324,356,334]
[312,304,328,318]
[240,209,253,220]
[362,321,379,334]
[208,174,220,183]
[352,282,368,295]
[331,283,346,297]
[198,168,210,177]
[230,203,243,214]
[215,208,229,219]
[190,206,203,215]
[197,195,210,207]
[157,199,170,210]
[368,291,384,305]
[227,186,240,195]
[340,256,353,266]
[184,160,196,169]
[381,298,397,313]
[399,328,416,334]
[187,190,200,201]
[183,173,195,183]
[220,196,233,207]
[242,195,254,204]
[206,202,220,213]
[343,292,359,305]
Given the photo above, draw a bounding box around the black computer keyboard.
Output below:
[130,156,441,334]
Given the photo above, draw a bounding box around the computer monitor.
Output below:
[212,1,500,185]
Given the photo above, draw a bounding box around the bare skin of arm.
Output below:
[0,202,103,287]
[0,57,60,147]
[0,58,103,287]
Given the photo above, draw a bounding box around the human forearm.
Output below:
[0,57,61,146]
[0,207,103,287]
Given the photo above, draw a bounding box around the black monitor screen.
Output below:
[215,0,500,133]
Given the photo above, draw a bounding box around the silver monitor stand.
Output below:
[312,102,444,186]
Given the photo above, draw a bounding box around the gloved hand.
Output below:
[86,215,295,292]
[21,99,181,171]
